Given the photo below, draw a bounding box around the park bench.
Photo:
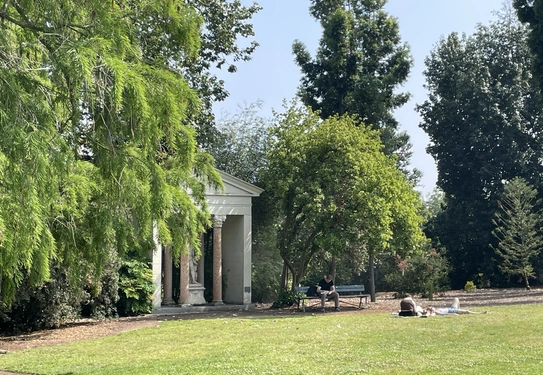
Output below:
[295,285,370,312]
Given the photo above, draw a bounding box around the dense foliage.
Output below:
[0,267,84,333]
[0,254,119,333]
[262,104,425,294]
[117,258,154,316]
[417,10,543,287]
[492,178,543,289]
[183,0,261,148]
[383,248,450,299]
[514,0,543,94]
[0,0,226,306]
[293,0,416,173]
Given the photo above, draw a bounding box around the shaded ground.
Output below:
[0,287,541,373]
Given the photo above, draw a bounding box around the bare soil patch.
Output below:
[0,287,541,373]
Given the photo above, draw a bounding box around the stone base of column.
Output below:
[211,300,224,306]
[178,303,193,308]
[162,298,175,307]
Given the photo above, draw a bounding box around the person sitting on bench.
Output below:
[317,274,340,312]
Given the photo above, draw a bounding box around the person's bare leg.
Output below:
[458,309,487,315]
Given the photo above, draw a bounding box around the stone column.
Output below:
[212,215,226,305]
[179,249,191,306]
[151,222,163,310]
[162,246,174,306]
[197,233,205,285]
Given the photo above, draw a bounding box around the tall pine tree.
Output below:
[292,0,414,164]
[492,178,543,289]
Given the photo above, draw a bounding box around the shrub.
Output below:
[80,257,120,320]
[271,289,298,308]
[117,258,154,316]
[0,267,84,333]
[384,248,450,299]
[464,281,476,293]
[250,221,283,303]
[251,256,282,303]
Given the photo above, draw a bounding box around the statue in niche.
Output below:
[189,246,199,284]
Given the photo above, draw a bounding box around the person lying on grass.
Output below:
[426,298,487,315]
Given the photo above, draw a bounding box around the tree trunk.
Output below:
[524,273,531,290]
[292,273,301,290]
[369,254,376,302]
[280,261,288,293]
[329,257,336,280]
[291,261,308,290]
[427,283,434,301]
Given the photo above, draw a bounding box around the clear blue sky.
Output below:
[212,0,507,196]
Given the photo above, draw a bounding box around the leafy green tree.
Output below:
[417,9,543,288]
[492,177,543,289]
[181,0,261,148]
[262,104,425,299]
[0,0,221,305]
[208,101,270,184]
[292,0,415,165]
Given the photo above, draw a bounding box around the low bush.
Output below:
[464,280,476,293]
[384,248,450,299]
[116,258,154,316]
[0,267,84,333]
[271,289,298,308]
[80,255,120,320]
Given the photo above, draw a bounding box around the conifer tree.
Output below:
[418,8,543,287]
[292,0,413,160]
[492,178,543,290]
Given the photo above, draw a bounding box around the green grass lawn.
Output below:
[1,304,542,375]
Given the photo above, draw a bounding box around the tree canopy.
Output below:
[0,0,223,304]
[514,0,543,94]
[492,177,543,289]
[208,101,270,185]
[261,104,425,290]
[292,0,414,162]
[417,8,543,287]
[182,0,261,148]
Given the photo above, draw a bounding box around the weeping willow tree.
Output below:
[0,0,222,305]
